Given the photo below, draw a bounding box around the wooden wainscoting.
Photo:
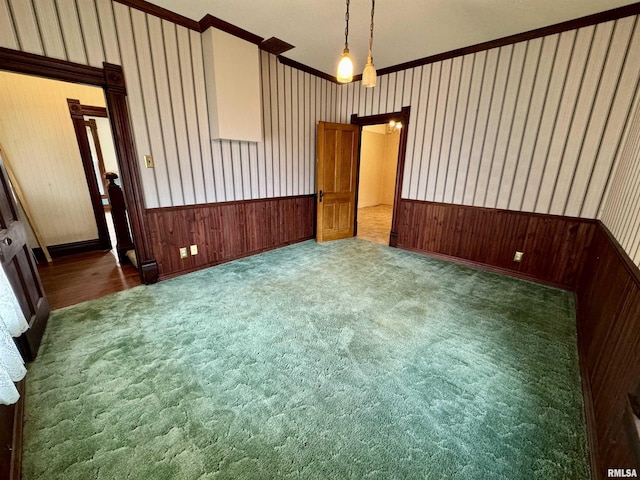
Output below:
[394,199,640,477]
[396,199,597,289]
[577,222,640,477]
[146,195,315,278]
[0,379,23,480]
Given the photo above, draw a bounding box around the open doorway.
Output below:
[0,71,140,309]
[315,108,410,246]
[68,99,136,268]
[356,123,401,244]
[351,107,410,247]
[84,113,126,263]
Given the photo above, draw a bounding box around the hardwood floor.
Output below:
[37,251,140,310]
[357,204,393,245]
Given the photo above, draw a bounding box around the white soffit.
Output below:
[147,0,638,77]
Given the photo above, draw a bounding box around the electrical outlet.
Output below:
[144,155,154,168]
[513,251,524,262]
[190,244,198,255]
[179,247,188,259]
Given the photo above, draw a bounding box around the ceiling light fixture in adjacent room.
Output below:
[336,0,354,83]
[386,120,402,134]
[362,0,377,88]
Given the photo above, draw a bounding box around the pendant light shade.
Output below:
[337,48,354,83]
[337,0,353,83]
[362,0,377,88]
[362,56,376,88]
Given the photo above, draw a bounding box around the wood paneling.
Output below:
[396,199,596,288]
[394,199,640,474]
[577,222,640,477]
[0,379,23,480]
[145,195,315,278]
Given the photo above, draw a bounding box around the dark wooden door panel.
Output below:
[0,149,50,361]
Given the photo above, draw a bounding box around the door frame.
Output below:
[0,47,158,283]
[67,99,111,251]
[76,105,112,208]
[85,117,112,210]
[350,106,411,247]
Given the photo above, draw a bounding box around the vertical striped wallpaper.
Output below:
[340,15,640,219]
[600,97,640,267]
[111,3,336,207]
[2,0,640,227]
[0,0,336,208]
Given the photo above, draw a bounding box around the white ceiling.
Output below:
[148,0,637,77]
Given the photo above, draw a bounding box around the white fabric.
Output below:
[0,266,29,405]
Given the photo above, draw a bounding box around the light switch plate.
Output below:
[190,244,198,255]
[179,247,188,259]
[144,155,154,168]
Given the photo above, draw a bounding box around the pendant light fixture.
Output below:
[336,0,354,83]
[362,0,377,88]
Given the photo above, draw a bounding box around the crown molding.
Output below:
[277,56,338,83]
[114,0,199,30]
[363,2,640,79]
[198,14,263,45]
[114,0,640,85]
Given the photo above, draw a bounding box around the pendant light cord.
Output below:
[344,0,350,50]
[368,0,375,57]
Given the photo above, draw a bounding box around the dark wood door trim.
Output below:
[81,105,108,118]
[102,63,157,283]
[67,99,111,251]
[351,106,411,247]
[0,47,104,85]
[0,47,158,283]
[85,119,110,208]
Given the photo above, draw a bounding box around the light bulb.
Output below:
[337,49,354,83]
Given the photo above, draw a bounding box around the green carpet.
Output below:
[23,239,590,479]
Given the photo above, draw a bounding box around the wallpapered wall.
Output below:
[2,0,640,263]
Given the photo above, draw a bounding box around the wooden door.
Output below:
[316,122,360,242]
[0,150,49,361]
